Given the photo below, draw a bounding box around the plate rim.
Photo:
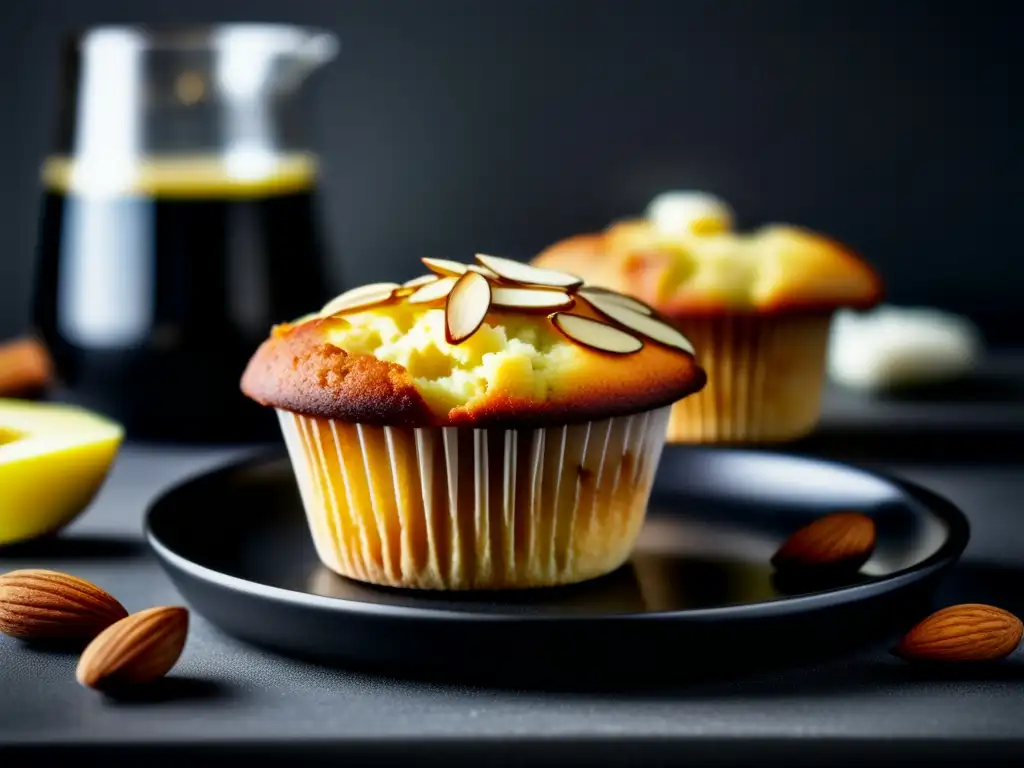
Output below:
[144,447,970,624]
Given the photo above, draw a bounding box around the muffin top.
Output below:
[240,254,706,428]
[532,192,883,317]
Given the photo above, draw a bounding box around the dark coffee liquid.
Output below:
[32,155,329,442]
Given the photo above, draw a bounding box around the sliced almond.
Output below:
[322,282,399,307]
[550,312,643,355]
[491,286,574,311]
[581,292,695,355]
[445,271,491,345]
[578,287,654,316]
[319,285,398,317]
[397,274,440,298]
[408,276,458,304]
[422,257,472,278]
[467,264,501,280]
[403,274,439,289]
[475,253,582,290]
[421,257,500,281]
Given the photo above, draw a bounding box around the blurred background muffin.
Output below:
[533,192,882,444]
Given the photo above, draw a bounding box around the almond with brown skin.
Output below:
[445,271,491,345]
[474,253,582,290]
[894,604,1023,663]
[771,511,876,572]
[550,312,644,355]
[579,291,695,354]
[0,569,129,641]
[76,606,189,692]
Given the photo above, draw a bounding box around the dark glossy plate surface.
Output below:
[145,447,969,681]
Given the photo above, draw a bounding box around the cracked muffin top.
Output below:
[241,253,706,428]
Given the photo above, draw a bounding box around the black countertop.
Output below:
[3,358,1024,767]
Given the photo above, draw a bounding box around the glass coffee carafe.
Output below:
[32,24,338,442]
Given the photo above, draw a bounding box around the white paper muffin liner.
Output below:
[276,406,671,590]
[666,314,832,444]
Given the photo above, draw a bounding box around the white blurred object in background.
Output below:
[828,305,983,392]
[645,190,734,236]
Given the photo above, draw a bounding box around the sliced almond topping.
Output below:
[344,281,401,297]
[422,257,472,278]
[475,253,583,290]
[550,312,643,355]
[320,285,399,317]
[403,274,439,289]
[467,264,501,280]
[578,286,654,316]
[421,258,500,281]
[491,286,575,311]
[445,271,491,345]
[398,274,440,297]
[407,276,458,304]
[320,282,399,312]
[582,293,695,355]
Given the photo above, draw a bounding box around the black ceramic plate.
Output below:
[145,447,969,682]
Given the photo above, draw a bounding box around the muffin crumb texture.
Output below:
[322,304,573,416]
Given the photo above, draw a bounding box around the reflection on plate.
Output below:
[305,548,780,617]
[146,447,968,676]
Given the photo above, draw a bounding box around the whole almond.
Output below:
[76,606,189,692]
[0,569,129,641]
[771,512,876,572]
[894,603,1023,663]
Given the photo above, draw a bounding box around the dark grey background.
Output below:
[0,1,1018,341]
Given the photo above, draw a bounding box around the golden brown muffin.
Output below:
[241,254,706,590]
[533,192,882,443]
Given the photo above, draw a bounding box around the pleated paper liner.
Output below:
[277,406,672,590]
[665,314,832,444]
